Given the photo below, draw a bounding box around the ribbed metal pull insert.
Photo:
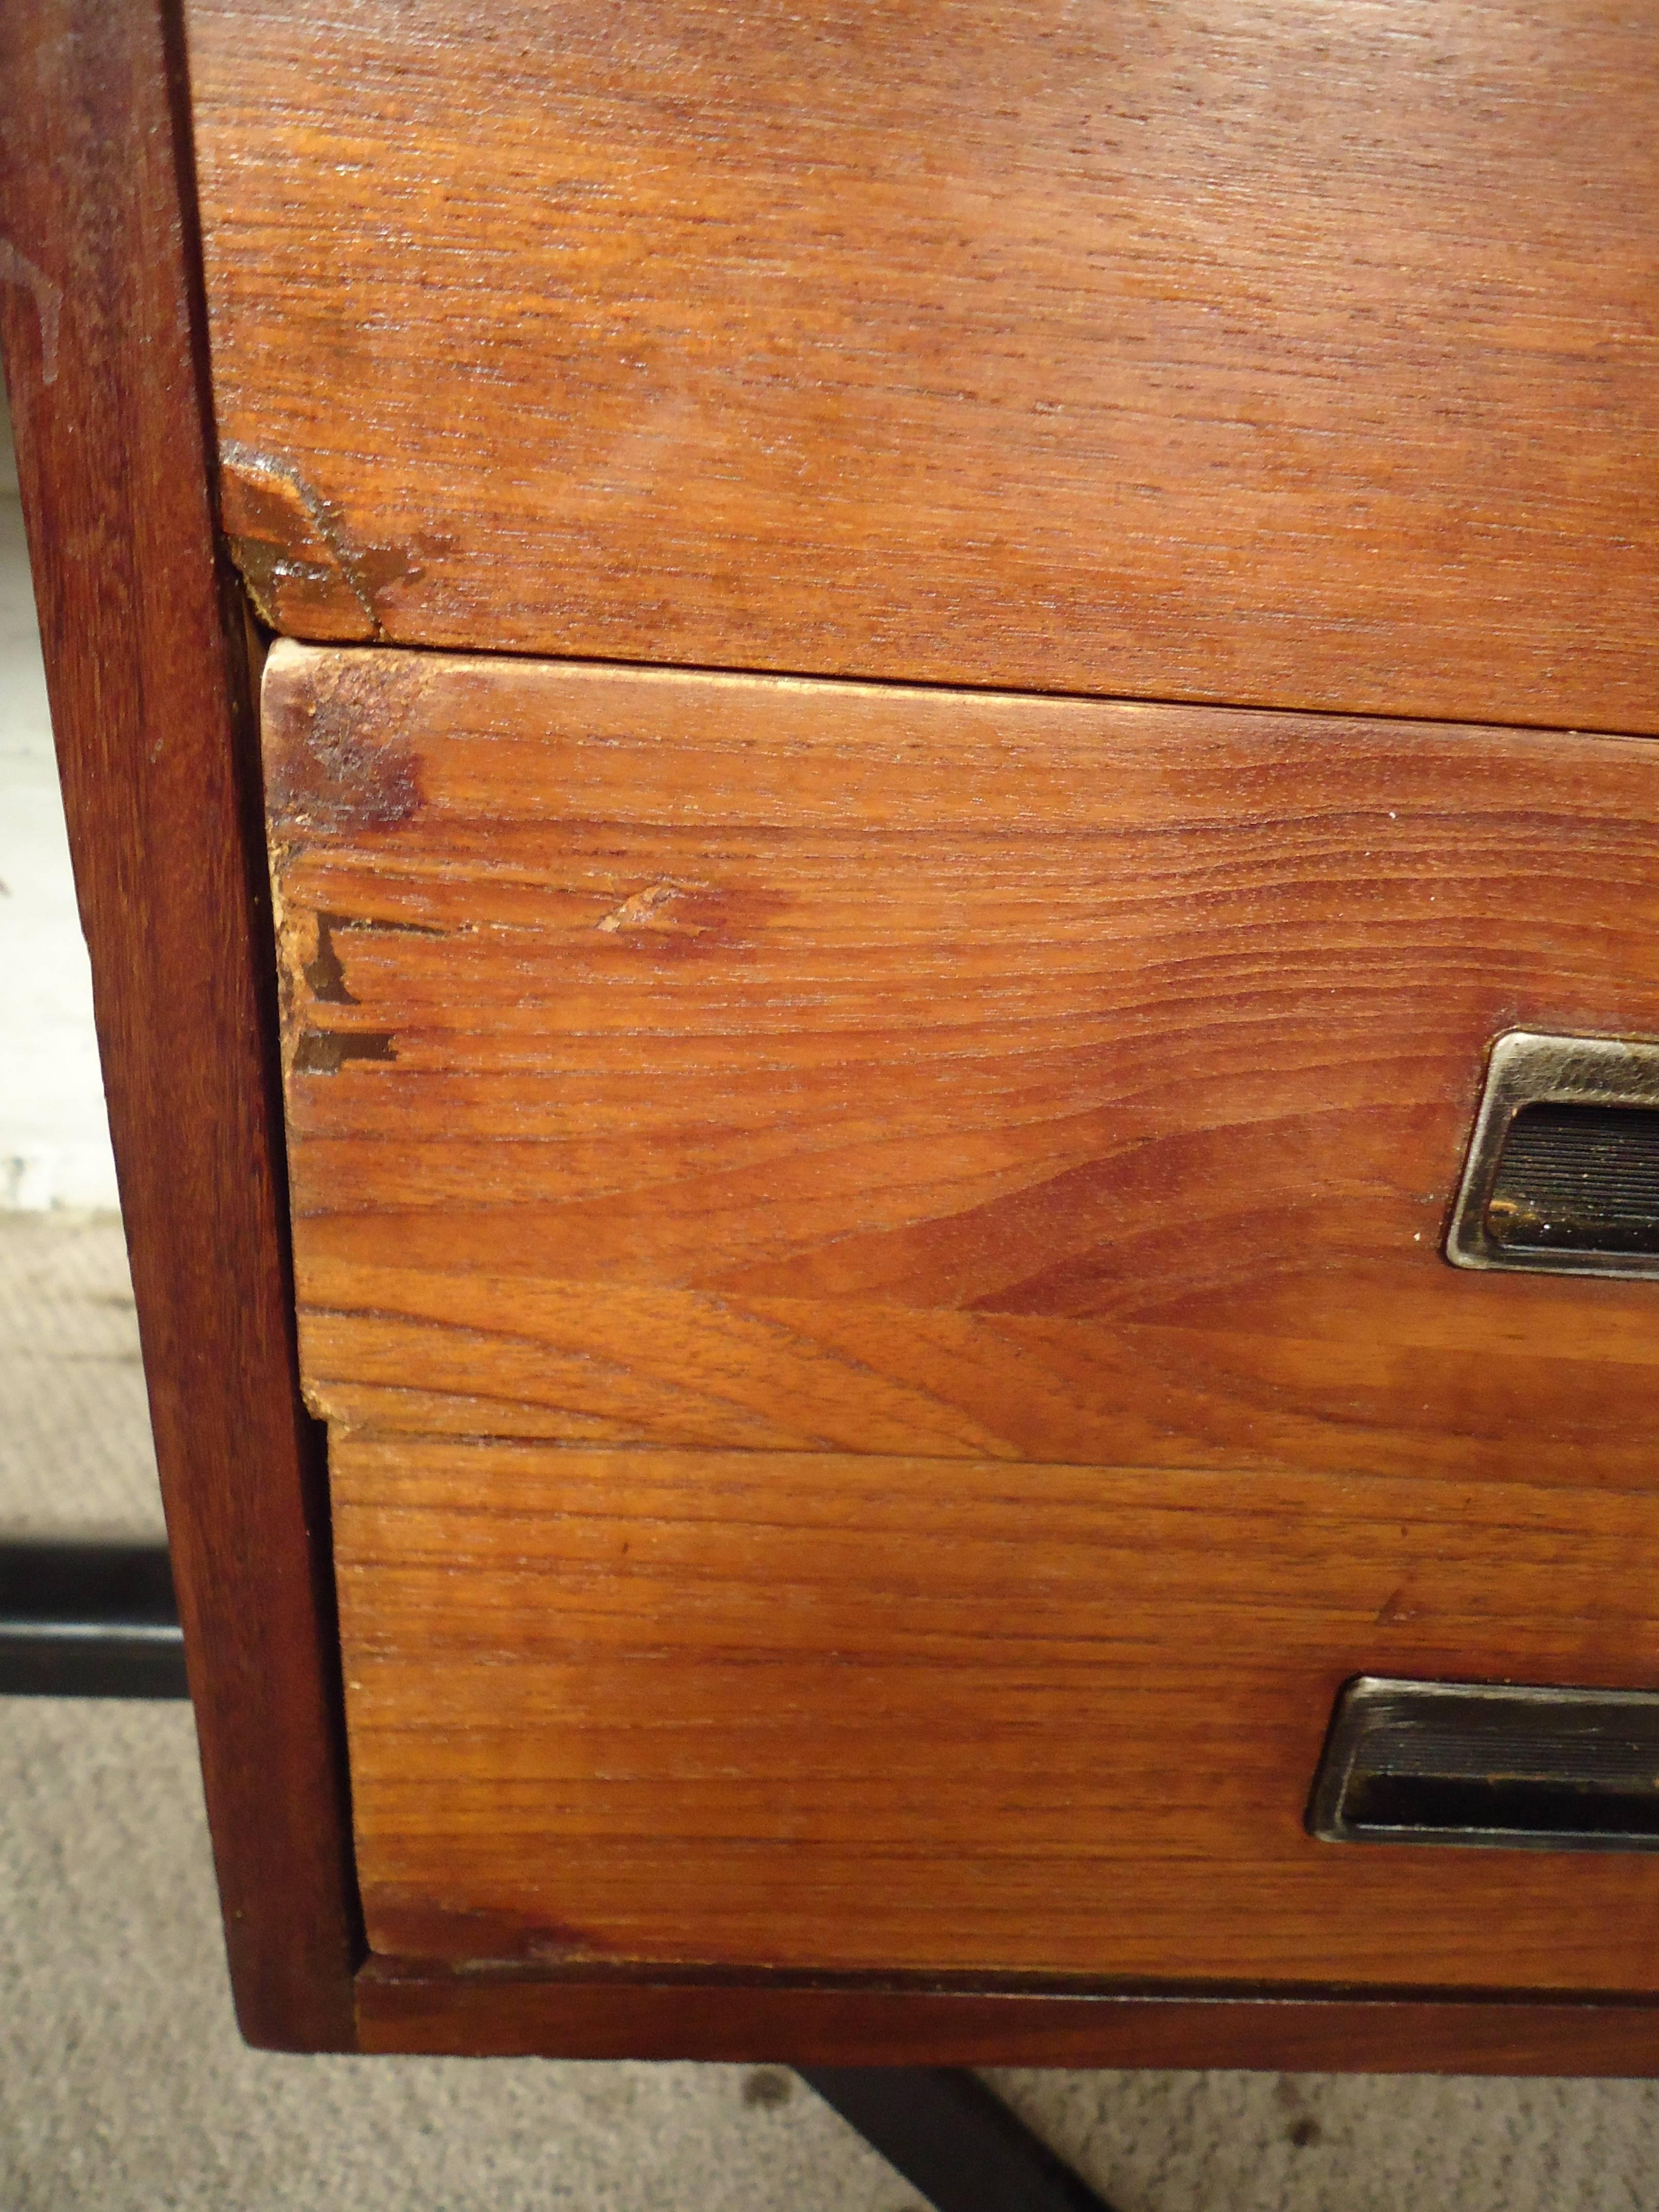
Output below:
[1309,1678,1659,1852]
[1446,1032,1659,1279]
[1486,1102,1659,1255]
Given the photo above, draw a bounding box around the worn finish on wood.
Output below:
[218,444,379,642]
[0,0,358,2047]
[355,1962,1659,2074]
[189,0,1659,733]
[335,1438,1659,1987]
[264,644,1659,1482]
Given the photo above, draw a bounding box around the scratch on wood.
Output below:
[596,884,709,936]
[0,238,61,386]
[337,914,449,937]
[363,1895,616,1966]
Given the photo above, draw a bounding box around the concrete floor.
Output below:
[4,385,1659,2209]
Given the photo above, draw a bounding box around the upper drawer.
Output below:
[263,640,1659,1483]
[189,0,1659,734]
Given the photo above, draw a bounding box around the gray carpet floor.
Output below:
[3,1211,1658,2208]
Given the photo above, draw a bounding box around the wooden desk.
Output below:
[4,0,1657,2066]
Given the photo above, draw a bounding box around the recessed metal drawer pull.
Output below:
[1447,1031,1659,1279]
[1309,1678,1659,1851]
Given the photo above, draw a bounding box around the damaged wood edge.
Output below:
[259,639,483,1088]
[264,835,307,1087]
[290,1027,399,1074]
[304,910,448,1004]
[259,637,428,834]
[220,445,431,645]
[265,854,412,1083]
[220,441,380,638]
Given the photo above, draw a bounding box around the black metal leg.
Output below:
[800,2067,1120,2212]
[0,1541,188,1698]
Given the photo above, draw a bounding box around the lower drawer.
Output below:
[262,640,1659,1989]
[337,1441,1659,1989]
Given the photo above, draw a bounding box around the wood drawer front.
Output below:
[192,0,1659,736]
[335,1441,1659,1986]
[264,642,1659,1485]
[264,643,1659,1987]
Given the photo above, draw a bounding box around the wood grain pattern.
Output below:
[0,0,359,2049]
[357,1965,1659,2074]
[337,1440,1659,1988]
[265,643,1659,1482]
[189,0,1659,733]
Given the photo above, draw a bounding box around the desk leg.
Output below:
[801,2066,1117,2212]
[0,1541,188,1699]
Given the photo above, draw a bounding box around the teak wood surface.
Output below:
[337,1438,1659,1989]
[263,643,1659,1992]
[186,0,1659,736]
[265,646,1659,1483]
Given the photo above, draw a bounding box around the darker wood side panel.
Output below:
[356,1965,1659,2077]
[0,0,359,2047]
